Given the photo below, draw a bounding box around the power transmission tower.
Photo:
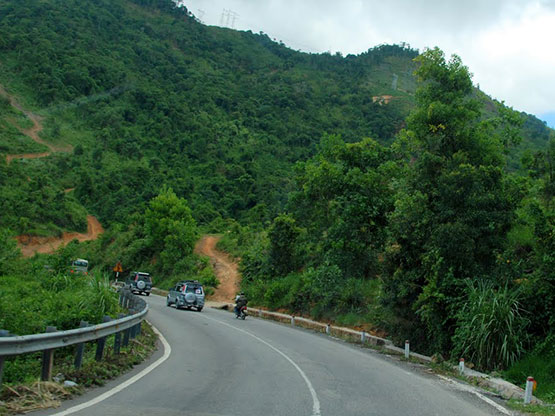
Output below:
[220,9,239,29]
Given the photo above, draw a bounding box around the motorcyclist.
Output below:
[234,291,247,317]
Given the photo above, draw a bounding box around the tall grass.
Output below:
[452,281,529,371]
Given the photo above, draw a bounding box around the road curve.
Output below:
[35,295,510,416]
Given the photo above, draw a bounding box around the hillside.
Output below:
[0,1,553,398]
[0,0,552,235]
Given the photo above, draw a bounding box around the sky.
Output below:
[180,0,555,129]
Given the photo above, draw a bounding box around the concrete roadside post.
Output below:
[458,358,465,375]
[41,326,57,381]
[404,340,410,359]
[326,323,331,335]
[361,331,366,343]
[291,316,295,327]
[524,376,535,404]
[73,321,89,369]
[0,329,10,388]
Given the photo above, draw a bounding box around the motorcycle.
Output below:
[235,305,247,320]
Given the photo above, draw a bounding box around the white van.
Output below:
[70,259,89,275]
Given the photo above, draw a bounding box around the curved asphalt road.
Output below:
[36,295,510,416]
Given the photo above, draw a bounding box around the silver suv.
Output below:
[166,280,204,311]
[127,271,152,296]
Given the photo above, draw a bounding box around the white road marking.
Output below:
[201,313,322,416]
[52,322,171,416]
[437,375,512,415]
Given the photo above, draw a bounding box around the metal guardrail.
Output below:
[0,288,148,385]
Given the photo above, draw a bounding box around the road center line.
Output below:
[52,321,171,416]
[200,313,322,416]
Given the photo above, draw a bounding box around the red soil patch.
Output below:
[16,215,104,257]
[194,235,241,302]
[6,152,51,163]
[0,84,72,163]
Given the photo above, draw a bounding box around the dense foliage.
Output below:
[0,0,417,231]
[227,49,554,379]
[0,0,550,235]
[0,0,553,390]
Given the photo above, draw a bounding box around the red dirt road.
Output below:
[194,235,241,302]
[0,84,72,163]
[16,215,104,257]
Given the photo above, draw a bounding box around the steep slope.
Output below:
[0,0,551,233]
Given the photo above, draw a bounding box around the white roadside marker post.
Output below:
[404,340,410,359]
[459,358,465,375]
[361,332,366,343]
[291,316,295,327]
[524,376,535,404]
[326,323,331,335]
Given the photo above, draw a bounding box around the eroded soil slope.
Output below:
[194,235,240,302]
[17,215,104,257]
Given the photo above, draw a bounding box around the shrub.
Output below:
[452,281,529,371]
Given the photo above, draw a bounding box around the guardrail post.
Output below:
[41,326,57,381]
[123,310,134,345]
[95,316,111,362]
[114,314,125,355]
[524,376,535,404]
[0,330,10,387]
[404,340,410,359]
[129,309,138,339]
[74,321,89,369]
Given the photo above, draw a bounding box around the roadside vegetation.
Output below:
[0,232,157,415]
[219,49,555,403]
[0,0,553,409]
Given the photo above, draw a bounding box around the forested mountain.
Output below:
[1,0,554,396]
[0,0,551,235]
[0,0,417,232]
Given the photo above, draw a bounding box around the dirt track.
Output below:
[194,235,240,302]
[16,215,104,257]
[0,84,72,163]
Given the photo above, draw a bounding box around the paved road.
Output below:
[37,295,510,416]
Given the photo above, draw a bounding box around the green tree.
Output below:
[144,187,197,274]
[383,48,518,354]
[267,213,301,276]
[289,135,395,279]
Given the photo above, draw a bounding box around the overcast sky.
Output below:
[181,0,555,128]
